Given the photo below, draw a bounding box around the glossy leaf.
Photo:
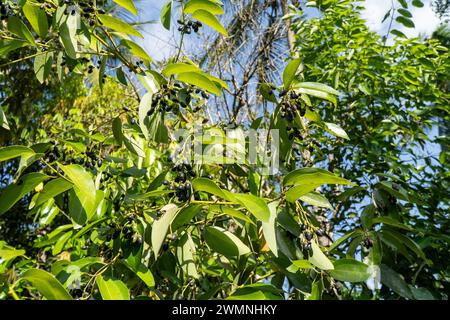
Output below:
[177,72,222,95]
[185,0,224,15]
[113,0,138,15]
[22,3,48,39]
[160,1,172,30]
[22,269,72,300]
[151,204,178,256]
[35,178,73,207]
[329,259,370,282]
[191,10,228,36]
[309,240,334,270]
[204,226,250,258]
[99,14,143,38]
[96,275,130,300]
[283,58,302,90]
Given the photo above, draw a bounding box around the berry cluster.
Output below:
[177,19,202,34]
[363,236,374,249]
[279,91,307,122]
[168,160,195,202]
[300,225,324,257]
[0,2,10,20]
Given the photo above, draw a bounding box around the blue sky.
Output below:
[136,0,446,61]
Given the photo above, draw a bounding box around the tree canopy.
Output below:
[0,0,449,300]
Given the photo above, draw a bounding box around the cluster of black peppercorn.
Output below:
[279,91,307,121]
[300,224,325,257]
[39,1,53,10]
[45,141,63,162]
[177,19,202,34]
[166,160,195,202]
[147,83,183,116]
[113,194,125,213]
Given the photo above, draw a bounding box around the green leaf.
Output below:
[120,39,151,64]
[22,269,72,300]
[0,173,49,215]
[99,14,143,38]
[371,217,412,231]
[308,240,334,270]
[262,202,278,257]
[171,204,202,230]
[299,192,333,209]
[162,63,201,76]
[293,81,340,95]
[283,58,301,90]
[233,193,270,222]
[60,164,97,224]
[96,275,130,300]
[160,1,172,30]
[138,92,153,140]
[412,0,424,7]
[0,39,29,56]
[7,16,36,45]
[324,122,349,140]
[112,116,123,145]
[0,106,9,130]
[177,72,222,95]
[191,10,228,36]
[151,204,178,256]
[60,13,78,59]
[22,2,48,39]
[192,178,233,201]
[327,230,361,252]
[292,84,338,105]
[329,259,370,282]
[177,233,199,279]
[381,230,425,259]
[396,16,415,28]
[185,0,224,15]
[34,51,53,84]
[0,248,26,261]
[204,226,250,258]
[35,178,73,207]
[398,8,412,18]
[113,0,138,15]
[390,29,407,38]
[284,168,355,202]
[380,264,414,299]
[291,260,315,270]
[0,146,35,162]
[208,205,255,225]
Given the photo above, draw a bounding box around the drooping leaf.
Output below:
[177,233,199,279]
[96,275,130,300]
[177,72,222,95]
[151,204,178,256]
[113,0,138,15]
[380,264,414,299]
[299,192,333,209]
[120,39,151,64]
[191,9,228,36]
[33,51,53,84]
[35,178,73,207]
[396,16,415,28]
[99,14,143,38]
[233,193,270,222]
[22,269,72,300]
[329,259,370,282]
[112,116,123,145]
[204,226,250,258]
[162,63,201,76]
[60,13,78,59]
[0,173,49,215]
[0,146,35,162]
[160,1,172,30]
[308,240,334,270]
[324,122,349,140]
[184,0,224,15]
[7,16,36,45]
[138,92,153,140]
[0,106,9,130]
[262,202,278,257]
[22,2,48,39]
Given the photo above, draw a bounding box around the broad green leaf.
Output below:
[60,13,78,59]
[191,10,228,36]
[23,2,48,39]
[293,87,337,105]
[412,0,424,7]
[185,0,224,15]
[204,226,250,258]
[371,217,412,231]
[113,0,138,15]
[177,233,199,279]
[177,72,222,95]
[283,58,301,90]
[171,204,202,230]
[410,286,435,300]
[35,178,73,207]
[7,16,36,45]
[299,192,332,209]
[284,167,355,186]
[0,39,29,56]
[228,284,283,300]
[162,63,201,76]
[34,51,53,84]
[60,164,97,224]
[380,264,414,299]
[0,146,35,162]
[329,259,370,282]
[327,230,362,252]
[262,202,278,257]
[96,275,130,300]
[208,205,255,225]
[381,230,425,259]
[233,193,270,222]
[22,269,72,300]
[120,39,151,64]
[138,92,153,140]
[52,230,73,255]
[99,14,143,38]
[160,1,172,30]
[291,260,314,269]
[123,262,155,288]
[0,248,26,261]
[151,204,178,256]
[324,122,349,140]
[396,16,415,28]
[391,29,407,38]
[192,178,233,201]
[398,8,412,18]
[0,173,49,215]
[293,81,340,95]
[308,240,334,270]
